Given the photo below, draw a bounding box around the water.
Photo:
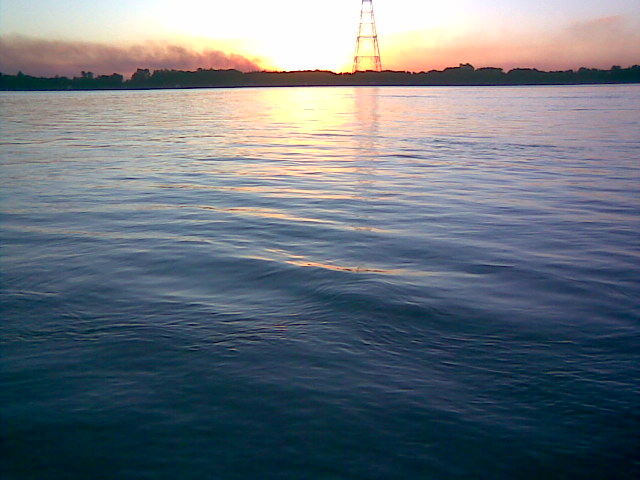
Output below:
[1,85,639,479]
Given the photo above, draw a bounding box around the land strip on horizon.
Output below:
[2,64,639,90]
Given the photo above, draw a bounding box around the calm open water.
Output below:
[1,85,639,479]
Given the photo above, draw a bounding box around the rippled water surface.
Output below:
[2,86,639,479]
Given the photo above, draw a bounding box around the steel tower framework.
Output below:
[353,0,382,72]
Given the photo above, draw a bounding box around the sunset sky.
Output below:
[1,0,639,76]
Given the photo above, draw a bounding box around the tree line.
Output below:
[1,64,639,90]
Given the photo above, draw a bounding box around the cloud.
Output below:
[568,15,626,39]
[383,15,640,72]
[0,36,263,77]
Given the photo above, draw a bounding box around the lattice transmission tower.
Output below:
[353,0,382,72]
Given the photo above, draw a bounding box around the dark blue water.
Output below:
[1,86,639,479]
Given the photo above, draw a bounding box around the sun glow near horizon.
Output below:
[122,0,640,73]
[165,0,469,72]
[157,0,358,72]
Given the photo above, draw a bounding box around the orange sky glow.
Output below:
[0,0,638,77]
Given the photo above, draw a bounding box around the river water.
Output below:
[1,85,639,479]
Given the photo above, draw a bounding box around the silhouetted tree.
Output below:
[130,68,151,85]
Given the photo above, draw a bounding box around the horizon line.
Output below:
[3,63,640,80]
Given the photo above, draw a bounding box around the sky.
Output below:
[1,0,639,77]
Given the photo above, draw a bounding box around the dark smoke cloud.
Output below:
[0,36,263,77]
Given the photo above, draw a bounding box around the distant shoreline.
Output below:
[2,64,639,91]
